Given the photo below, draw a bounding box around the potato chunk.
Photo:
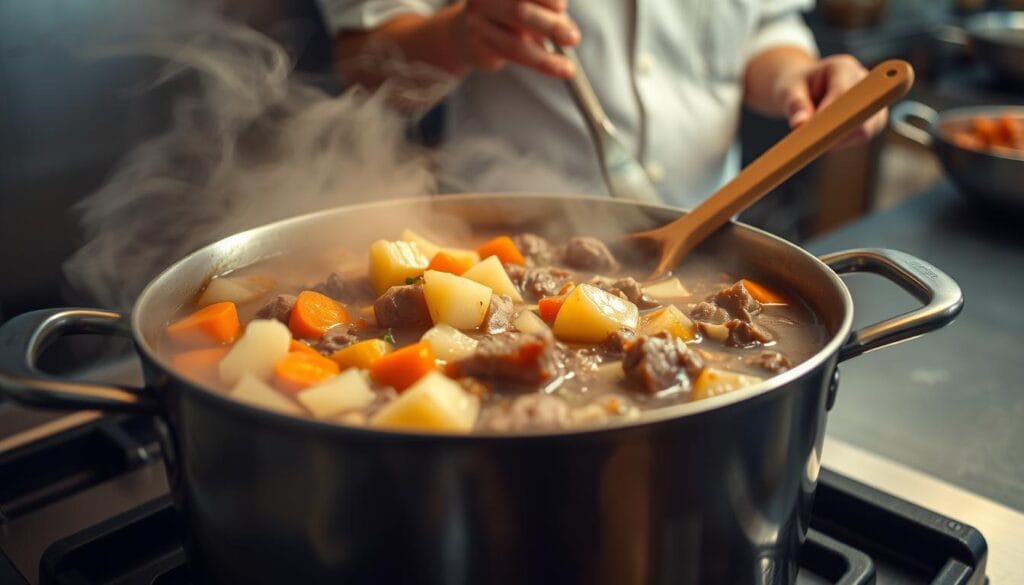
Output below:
[400,229,441,259]
[641,278,690,300]
[691,367,763,400]
[513,310,550,335]
[329,339,393,370]
[218,319,291,385]
[421,270,493,330]
[369,239,429,295]
[421,323,479,361]
[199,275,274,306]
[460,255,523,302]
[639,305,697,341]
[437,247,480,267]
[552,284,639,344]
[370,371,479,432]
[400,229,480,266]
[296,368,376,419]
[231,373,304,416]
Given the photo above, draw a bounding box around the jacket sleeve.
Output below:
[748,0,819,59]
[316,0,446,33]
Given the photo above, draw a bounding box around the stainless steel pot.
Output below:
[0,195,962,585]
[891,101,1024,213]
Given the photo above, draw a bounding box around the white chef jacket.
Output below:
[318,0,817,209]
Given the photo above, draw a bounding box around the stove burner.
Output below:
[0,415,987,585]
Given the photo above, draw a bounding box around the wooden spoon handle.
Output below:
[675,59,914,250]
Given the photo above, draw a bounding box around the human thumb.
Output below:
[784,82,813,128]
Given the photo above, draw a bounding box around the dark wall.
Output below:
[0,0,333,320]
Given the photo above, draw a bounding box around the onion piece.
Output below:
[512,310,550,335]
[199,275,274,306]
[641,278,690,300]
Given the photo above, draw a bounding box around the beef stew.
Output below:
[158,230,826,433]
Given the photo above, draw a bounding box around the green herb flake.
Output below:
[405,275,423,285]
[383,329,396,345]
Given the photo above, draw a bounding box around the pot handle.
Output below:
[0,308,159,413]
[890,101,938,148]
[819,249,963,362]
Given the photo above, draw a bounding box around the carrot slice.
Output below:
[171,346,230,385]
[288,290,351,339]
[740,279,787,305]
[166,301,241,346]
[370,341,437,392]
[538,294,569,322]
[994,115,1023,148]
[950,130,984,151]
[477,236,526,266]
[289,339,320,355]
[273,351,341,393]
[427,251,475,275]
[1005,116,1024,149]
[330,339,394,370]
[972,117,1000,146]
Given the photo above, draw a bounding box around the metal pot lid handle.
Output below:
[820,248,963,362]
[0,308,159,413]
[890,101,939,148]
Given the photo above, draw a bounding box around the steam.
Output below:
[63,2,580,309]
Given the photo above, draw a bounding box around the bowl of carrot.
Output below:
[892,101,1024,213]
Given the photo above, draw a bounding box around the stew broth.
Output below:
[158,231,826,432]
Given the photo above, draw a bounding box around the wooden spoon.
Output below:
[630,59,914,278]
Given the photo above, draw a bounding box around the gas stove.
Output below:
[0,406,988,585]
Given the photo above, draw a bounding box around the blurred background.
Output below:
[0,0,1021,319]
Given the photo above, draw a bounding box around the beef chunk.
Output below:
[480,394,570,432]
[447,332,556,385]
[690,301,729,324]
[504,262,525,283]
[313,273,346,300]
[589,276,659,309]
[600,329,636,355]
[725,319,773,348]
[457,377,491,400]
[255,294,296,324]
[316,326,359,355]
[511,233,553,263]
[563,237,620,272]
[714,282,762,322]
[374,284,431,329]
[312,273,373,302]
[747,350,792,374]
[504,264,575,300]
[482,294,514,334]
[622,332,704,394]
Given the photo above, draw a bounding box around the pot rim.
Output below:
[133,192,855,440]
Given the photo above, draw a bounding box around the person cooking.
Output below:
[316,0,887,208]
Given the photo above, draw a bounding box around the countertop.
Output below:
[806,181,1024,512]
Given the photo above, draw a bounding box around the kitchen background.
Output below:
[0,0,1008,320]
[1,1,1023,583]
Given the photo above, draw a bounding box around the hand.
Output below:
[455,0,580,78]
[777,54,888,150]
